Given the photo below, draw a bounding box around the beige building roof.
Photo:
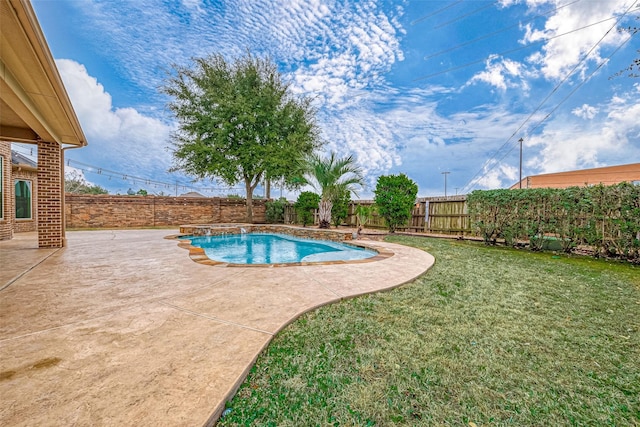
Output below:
[0,0,86,146]
[510,163,640,189]
[179,191,207,198]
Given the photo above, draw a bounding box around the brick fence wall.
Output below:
[65,194,267,228]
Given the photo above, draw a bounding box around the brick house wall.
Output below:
[12,167,38,233]
[37,141,64,248]
[0,142,12,241]
[65,195,267,228]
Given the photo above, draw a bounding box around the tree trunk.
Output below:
[244,172,264,223]
[265,178,271,199]
[245,179,254,223]
[318,198,332,229]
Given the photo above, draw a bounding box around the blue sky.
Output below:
[18,0,640,197]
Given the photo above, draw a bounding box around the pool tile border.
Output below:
[166,225,394,267]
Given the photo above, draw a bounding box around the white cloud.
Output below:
[289,2,404,108]
[66,0,406,180]
[375,93,532,193]
[320,105,401,181]
[72,0,404,102]
[521,0,630,81]
[572,104,599,119]
[474,164,518,189]
[56,59,173,175]
[64,166,90,183]
[181,0,204,15]
[467,55,530,92]
[526,91,640,173]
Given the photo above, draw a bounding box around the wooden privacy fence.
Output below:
[283,196,471,235]
[421,196,469,235]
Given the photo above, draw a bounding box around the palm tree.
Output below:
[303,152,364,229]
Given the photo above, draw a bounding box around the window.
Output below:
[15,179,32,219]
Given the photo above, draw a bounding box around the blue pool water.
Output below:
[184,233,376,264]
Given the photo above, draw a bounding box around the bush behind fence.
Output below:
[467,183,640,262]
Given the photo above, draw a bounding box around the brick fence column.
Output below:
[37,140,64,248]
[0,141,13,241]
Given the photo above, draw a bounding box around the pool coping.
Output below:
[166,224,394,267]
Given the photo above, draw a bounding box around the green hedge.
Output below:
[467,183,640,262]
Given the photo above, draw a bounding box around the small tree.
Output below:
[265,197,287,223]
[295,191,320,227]
[355,204,376,232]
[331,188,350,228]
[374,174,418,233]
[301,152,364,229]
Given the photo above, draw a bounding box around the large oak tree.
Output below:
[162,53,320,222]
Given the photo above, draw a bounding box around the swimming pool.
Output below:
[183,233,377,265]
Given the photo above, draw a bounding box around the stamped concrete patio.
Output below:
[0,229,434,426]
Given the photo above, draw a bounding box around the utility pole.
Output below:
[441,171,450,197]
[455,187,459,195]
[519,137,523,189]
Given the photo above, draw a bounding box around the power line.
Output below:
[460,1,638,193]
[433,1,497,31]
[527,32,633,137]
[423,0,582,61]
[10,143,36,158]
[463,34,635,192]
[411,0,463,26]
[64,158,243,195]
[414,15,619,81]
[10,143,251,195]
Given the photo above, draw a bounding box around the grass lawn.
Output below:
[218,236,640,426]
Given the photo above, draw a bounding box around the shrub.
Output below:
[374,174,418,233]
[331,188,350,228]
[295,191,320,227]
[265,197,287,223]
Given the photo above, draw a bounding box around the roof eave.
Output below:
[0,0,87,147]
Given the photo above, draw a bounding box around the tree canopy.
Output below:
[161,52,321,222]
